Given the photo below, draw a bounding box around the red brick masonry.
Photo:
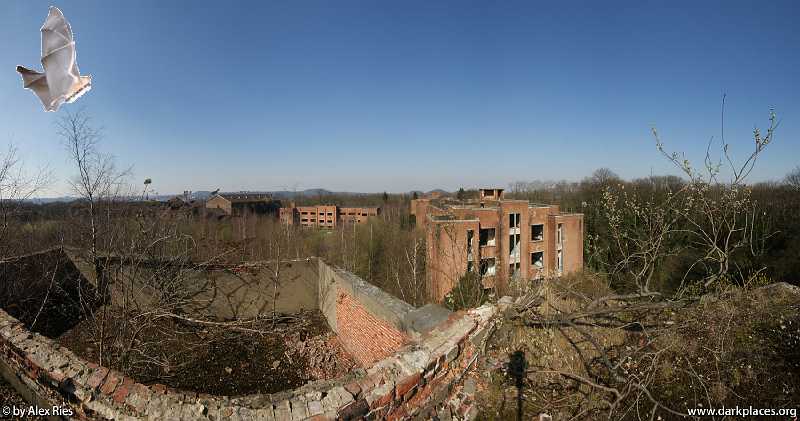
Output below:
[335,290,408,367]
[0,302,497,420]
[0,255,502,421]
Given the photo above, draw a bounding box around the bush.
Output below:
[444,272,488,311]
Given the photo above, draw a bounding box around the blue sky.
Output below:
[0,1,797,196]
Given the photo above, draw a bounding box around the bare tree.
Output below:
[403,235,425,306]
[262,218,297,326]
[652,101,778,289]
[785,166,800,190]
[57,110,130,292]
[0,143,50,254]
[600,184,683,293]
[432,222,486,310]
[496,103,783,420]
[56,110,133,365]
[589,168,621,185]
[598,100,778,294]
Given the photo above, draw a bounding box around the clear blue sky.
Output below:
[1,1,797,196]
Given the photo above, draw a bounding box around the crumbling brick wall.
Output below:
[336,304,498,420]
[318,261,416,368]
[1,254,499,420]
[335,290,407,367]
[0,302,497,420]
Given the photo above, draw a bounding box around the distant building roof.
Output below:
[216,192,273,203]
[479,188,504,200]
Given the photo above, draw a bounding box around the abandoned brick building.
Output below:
[280,205,380,228]
[205,192,279,216]
[411,188,584,301]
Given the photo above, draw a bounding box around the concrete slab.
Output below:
[403,304,452,334]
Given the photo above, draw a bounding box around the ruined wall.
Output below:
[345,305,497,420]
[555,214,584,275]
[0,251,499,420]
[180,259,320,320]
[426,219,480,303]
[318,261,414,367]
[65,251,320,321]
[335,291,408,367]
[0,302,496,421]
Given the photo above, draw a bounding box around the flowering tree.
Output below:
[601,102,778,294]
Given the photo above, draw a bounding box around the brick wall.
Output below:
[1,254,499,420]
[0,302,498,421]
[0,307,362,420]
[336,304,498,420]
[335,290,408,367]
[426,219,481,302]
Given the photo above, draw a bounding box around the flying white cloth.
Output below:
[16,7,92,112]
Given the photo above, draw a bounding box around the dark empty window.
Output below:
[531,251,544,268]
[557,250,564,272]
[531,224,544,241]
[509,213,520,229]
[479,228,496,246]
[479,258,496,276]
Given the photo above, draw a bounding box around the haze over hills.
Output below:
[27,188,450,203]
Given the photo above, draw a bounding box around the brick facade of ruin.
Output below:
[280,205,380,229]
[413,188,585,302]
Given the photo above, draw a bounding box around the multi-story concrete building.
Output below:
[411,188,584,302]
[280,205,380,229]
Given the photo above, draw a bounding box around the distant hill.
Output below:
[268,189,334,199]
[28,196,77,204]
[28,188,427,203]
[427,189,449,195]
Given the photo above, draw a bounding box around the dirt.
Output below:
[0,249,355,397]
[58,310,355,396]
[0,249,99,338]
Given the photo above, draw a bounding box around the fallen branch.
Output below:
[162,312,301,334]
[522,299,695,328]
[533,369,621,402]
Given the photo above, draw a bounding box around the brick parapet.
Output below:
[1,258,498,420]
